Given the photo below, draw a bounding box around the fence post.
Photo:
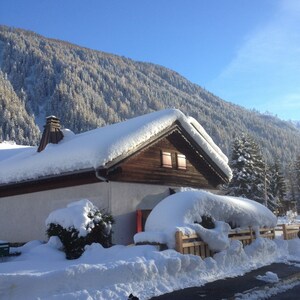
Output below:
[175,231,183,254]
[249,227,254,242]
[282,224,287,240]
[271,227,275,239]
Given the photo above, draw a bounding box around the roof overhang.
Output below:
[0,120,230,197]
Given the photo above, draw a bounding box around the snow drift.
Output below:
[134,190,277,251]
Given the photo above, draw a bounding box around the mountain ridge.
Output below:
[0,25,299,165]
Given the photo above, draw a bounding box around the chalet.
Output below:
[0,109,232,244]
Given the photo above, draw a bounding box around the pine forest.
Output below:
[0,25,299,210]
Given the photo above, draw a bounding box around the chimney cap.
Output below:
[46,115,59,120]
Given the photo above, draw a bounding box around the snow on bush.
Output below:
[134,190,277,251]
[46,199,114,259]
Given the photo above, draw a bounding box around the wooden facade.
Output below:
[105,128,224,189]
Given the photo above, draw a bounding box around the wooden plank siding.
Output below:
[107,130,221,189]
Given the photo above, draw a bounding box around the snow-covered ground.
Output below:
[0,236,299,299]
[1,191,299,299]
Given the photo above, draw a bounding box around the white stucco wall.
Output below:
[0,182,110,243]
[0,182,171,245]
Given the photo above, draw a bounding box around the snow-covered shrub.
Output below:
[286,210,297,224]
[46,199,114,259]
[134,190,277,251]
[199,215,215,229]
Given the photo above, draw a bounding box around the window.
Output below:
[161,151,172,168]
[176,153,186,170]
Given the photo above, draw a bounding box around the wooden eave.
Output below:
[0,168,102,198]
[175,122,230,184]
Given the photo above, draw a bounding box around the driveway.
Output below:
[151,262,300,299]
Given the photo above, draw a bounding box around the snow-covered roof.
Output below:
[0,109,232,184]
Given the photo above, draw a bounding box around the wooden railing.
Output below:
[175,231,213,259]
[276,224,300,240]
[175,227,275,258]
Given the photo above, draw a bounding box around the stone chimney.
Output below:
[37,116,64,152]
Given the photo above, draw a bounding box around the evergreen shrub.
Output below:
[46,200,114,259]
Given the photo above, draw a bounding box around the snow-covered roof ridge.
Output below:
[187,116,228,163]
[178,113,232,179]
[0,108,232,184]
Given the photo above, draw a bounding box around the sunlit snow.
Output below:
[0,194,299,299]
[134,190,277,250]
[0,109,232,184]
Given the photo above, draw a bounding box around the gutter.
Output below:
[95,169,109,182]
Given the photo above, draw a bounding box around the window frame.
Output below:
[161,151,173,168]
[176,153,187,170]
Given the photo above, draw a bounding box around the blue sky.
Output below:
[1,0,300,120]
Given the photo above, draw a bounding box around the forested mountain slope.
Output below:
[0,25,299,165]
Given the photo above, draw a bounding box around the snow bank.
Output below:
[0,237,299,300]
[134,190,277,250]
[0,109,232,184]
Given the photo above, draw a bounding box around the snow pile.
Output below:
[134,190,277,251]
[256,271,279,283]
[45,199,109,237]
[0,109,232,184]
[0,237,299,300]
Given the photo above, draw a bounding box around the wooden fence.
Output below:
[276,224,300,240]
[175,232,214,259]
[175,227,275,258]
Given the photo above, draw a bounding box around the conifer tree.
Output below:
[288,155,300,211]
[268,159,287,210]
[228,134,276,209]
